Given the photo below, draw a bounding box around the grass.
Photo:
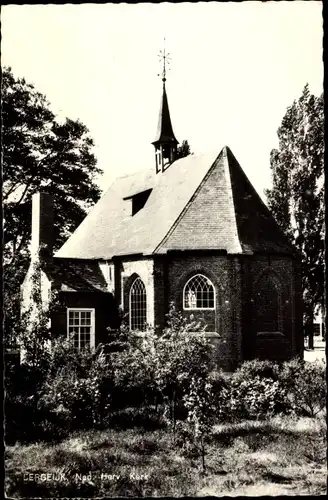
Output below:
[5,413,326,497]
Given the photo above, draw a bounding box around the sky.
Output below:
[2,2,323,201]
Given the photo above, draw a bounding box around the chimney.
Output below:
[30,192,54,261]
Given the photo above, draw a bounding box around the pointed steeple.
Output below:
[152,83,178,146]
[152,41,178,173]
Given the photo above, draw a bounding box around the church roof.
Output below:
[56,146,295,260]
[152,83,178,145]
[44,258,108,292]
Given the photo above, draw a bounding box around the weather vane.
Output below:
[157,37,171,83]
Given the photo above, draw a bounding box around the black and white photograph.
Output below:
[2,1,325,497]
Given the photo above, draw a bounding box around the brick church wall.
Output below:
[114,252,301,370]
[241,255,301,362]
[153,256,168,333]
[164,253,242,371]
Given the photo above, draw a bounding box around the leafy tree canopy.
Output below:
[3,67,103,341]
[3,67,102,265]
[265,84,324,342]
[177,139,192,159]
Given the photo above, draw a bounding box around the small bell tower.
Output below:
[152,40,179,173]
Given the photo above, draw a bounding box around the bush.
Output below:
[227,374,288,420]
[233,359,280,383]
[5,361,56,444]
[154,304,214,430]
[40,340,113,430]
[279,358,326,417]
[210,360,289,421]
[110,333,159,409]
[5,398,69,445]
[208,370,231,422]
[107,305,214,431]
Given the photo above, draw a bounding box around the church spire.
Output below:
[152,40,178,173]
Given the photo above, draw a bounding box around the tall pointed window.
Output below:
[183,274,215,310]
[129,277,147,331]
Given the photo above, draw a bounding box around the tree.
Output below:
[265,84,324,349]
[3,67,103,344]
[154,304,213,434]
[176,139,192,159]
[183,375,216,472]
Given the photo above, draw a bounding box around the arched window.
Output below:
[183,274,215,310]
[129,277,147,331]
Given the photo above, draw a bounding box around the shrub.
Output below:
[279,358,326,417]
[5,361,56,444]
[108,304,214,432]
[109,329,159,409]
[154,304,214,431]
[233,359,280,383]
[208,370,231,422]
[227,375,288,420]
[212,360,289,421]
[40,340,113,429]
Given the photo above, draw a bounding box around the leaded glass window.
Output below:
[129,277,147,331]
[183,274,215,310]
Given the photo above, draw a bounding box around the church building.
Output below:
[21,53,303,371]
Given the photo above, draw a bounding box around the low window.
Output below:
[183,274,215,310]
[67,308,95,350]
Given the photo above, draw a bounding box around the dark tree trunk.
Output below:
[307,311,315,350]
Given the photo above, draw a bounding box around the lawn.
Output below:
[5,413,326,497]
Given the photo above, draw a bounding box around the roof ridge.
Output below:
[222,146,243,253]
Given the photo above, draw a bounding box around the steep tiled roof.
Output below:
[44,258,108,292]
[227,148,293,254]
[55,147,295,260]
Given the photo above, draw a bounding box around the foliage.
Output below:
[219,358,327,421]
[279,358,326,417]
[208,369,232,421]
[157,304,214,392]
[18,261,55,370]
[5,259,58,444]
[40,340,113,429]
[176,139,192,159]
[106,304,214,430]
[228,375,288,421]
[109,324,159,409]
[107,406,167,430]
[183,375,216,471]
[7,256,60,411]
[154,304,214,432]
[232,359,281,383]
[265,84,324,346]
[211,361,287,421]
[3,66,102,345]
